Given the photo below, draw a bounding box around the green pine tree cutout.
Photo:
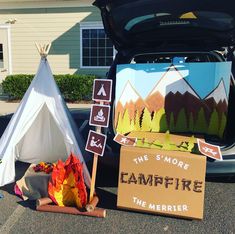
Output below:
[195,107,207,133]
[188,135,196,152]
[188,112,194,132]
[175,108,188,132]
[134,110,141,131]
[151,108,168,132]
[208,109,219,136]
[116,113,123,133]
[169,112,175,132]
[218,112,227,138]
[141,108,152,131]
[121,110,131,134]
[162,131,171,150]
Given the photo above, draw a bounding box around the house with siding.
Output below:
[0,0,113,83]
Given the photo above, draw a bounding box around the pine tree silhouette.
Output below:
[195,108,207,133]
[141,108,152,131]
[208,109,219,136]
[175,108,188,132]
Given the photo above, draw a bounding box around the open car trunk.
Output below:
[94,0,235,51]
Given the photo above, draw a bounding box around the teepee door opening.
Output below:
[15,104,67,163]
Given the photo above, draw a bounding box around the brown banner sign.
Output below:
[89,104,110,128]
[92,79,113,102]
[85,130,107,156]
[113,133,137,146]
[197,139,223,161]
[117,147,206,219]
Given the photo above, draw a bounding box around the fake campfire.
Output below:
[35,153,106,218]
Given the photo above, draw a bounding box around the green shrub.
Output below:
[1,74,96,102]
[2,75,34,100]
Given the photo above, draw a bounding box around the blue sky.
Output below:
[116,62,231,100]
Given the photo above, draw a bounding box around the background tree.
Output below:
[162,130,171,150]
[141,108,152,131]
[120,109,131,134]
[188,135,196,152]
[175,108,188,132]
[218,112,227,138]
[194,107,207,133]
[134,110,141,131]
[188,112,194,132]
[116,113,123,133]
[169,112,175,132]
[151,108,168,132]
[208,109,219,136]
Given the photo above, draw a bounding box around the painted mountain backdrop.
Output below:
[115,63,231,138]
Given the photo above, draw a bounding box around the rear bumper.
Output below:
[206,159,235,177]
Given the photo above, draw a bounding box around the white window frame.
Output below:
[80,22,115,69]
[0,24,12,74]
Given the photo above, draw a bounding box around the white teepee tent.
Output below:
[0,45,91,187]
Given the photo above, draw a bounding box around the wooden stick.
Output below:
[36,204,106,218]
[89,102,103,202]
[36,197,53,207]
[35,43,51,57]
[35,43,41,55]
[86,195,99,212]
[46,43,51,55]
[89,153,99,202]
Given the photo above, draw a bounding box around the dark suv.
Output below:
[92,0,235,177]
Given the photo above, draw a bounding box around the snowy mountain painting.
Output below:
[115,62,231,138]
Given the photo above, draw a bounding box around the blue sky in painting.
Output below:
[116,62,231,101]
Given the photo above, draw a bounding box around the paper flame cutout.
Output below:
[48,153,87,208]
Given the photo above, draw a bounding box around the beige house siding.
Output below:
[0,4,109,77]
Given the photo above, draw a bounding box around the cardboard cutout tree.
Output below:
[188,112,194,132]
[208,109,219,136]
[116,113,123,133]
[151,108,168,132]
[134,110,141,131]
[162,131,171,150]
[219,113,227,138]
[121,110,131,133]
[195,108,207,133]
[169,112,175,132]
[175,108,188,132]
[141,108,152,131]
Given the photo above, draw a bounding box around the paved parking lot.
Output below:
[0,160,234,234]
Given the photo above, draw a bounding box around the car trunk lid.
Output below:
[93,0,235,51]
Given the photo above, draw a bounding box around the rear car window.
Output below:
[125,11,234,32]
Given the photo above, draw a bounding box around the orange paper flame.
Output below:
[48,153,87,208]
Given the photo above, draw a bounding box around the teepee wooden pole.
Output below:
[35,43,41,55]
[46,43,51,55]
[35,43,51,57]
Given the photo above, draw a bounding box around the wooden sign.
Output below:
[117,146,206,219]
[85,130,107,156]
[113,133,137,146]
[197,139,223,161]
[89,104,110,128]
[92,79,112,102]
